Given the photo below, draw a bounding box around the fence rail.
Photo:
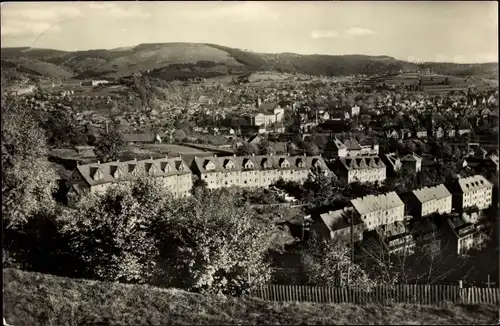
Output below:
[250,284,500,305]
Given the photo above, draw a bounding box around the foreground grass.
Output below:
[3,269,498,325]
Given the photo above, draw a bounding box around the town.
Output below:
[2,2,499,325]
[6,68,498,289]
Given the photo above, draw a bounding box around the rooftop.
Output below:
[319,207,363,233]
[350,192,404,216]
[338,156,386,170]
[457,175,492,194]
[412,184,452,204]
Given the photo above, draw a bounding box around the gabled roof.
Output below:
[383,153,401,169]
[74,157,188,186]
[401,153,422,162]
[412,184,452,203]
[350,192,404,216]
[343,138,362,150]
[338,155,386,170]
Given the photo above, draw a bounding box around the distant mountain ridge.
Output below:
[1,42,498,81]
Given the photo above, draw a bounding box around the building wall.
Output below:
[201,171,221,189]
[347,167,386,184]
[421,196,453,217]
[200,167,310,190]
[462,187,493,210]
[457,233,475,255]
[177,173,193,197]
[359,205,405,231]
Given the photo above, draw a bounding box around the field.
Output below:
[3,268,499,325]
[364,73,494,92]
[129,144,212,156]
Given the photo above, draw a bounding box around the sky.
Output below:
[1,1,498,63]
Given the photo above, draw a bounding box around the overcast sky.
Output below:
[1,1,498,63]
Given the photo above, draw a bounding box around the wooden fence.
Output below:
[249,284,500,305]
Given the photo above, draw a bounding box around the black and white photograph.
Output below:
[1,1,499,325]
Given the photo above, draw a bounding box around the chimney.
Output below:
[165,155,168,160]
[134,158,137,162]
[214,154,217,157]
[252,153,255,156]
[150,156,154,160]
[97,160,100,164]
[303,153,306,157]
[233,154,236,157]
[117,159,120,163]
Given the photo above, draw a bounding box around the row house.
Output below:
[404,184,453,218]
[311,207,364,242]
[331,156,386,185]
[190,154,330,190]
[350,192,405,231]
[66,156,193,206]
[448,175,493,211]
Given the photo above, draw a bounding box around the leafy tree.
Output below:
[60,171,172,283]
[235,142,258,156]
[1,96,57,227]
[94,129,126,162]
[40,109,86,147]
[302,168,340,207]
[301,139,320,156]
[191,175,209,197]
[155,190,275,296]
[257,139,275,155]
[302,235,374,289]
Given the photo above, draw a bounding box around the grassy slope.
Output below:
[3,268,498,325]
[1,43,498,79]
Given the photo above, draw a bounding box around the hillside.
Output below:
[1,42,498,81]
[3,268,498,325]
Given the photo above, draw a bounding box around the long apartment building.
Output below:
[332,156,386,185]
[448,175,493,211]
[350,192,405,231]
[66,156,193,205]
[405,184,453,218]
[189,154,330,189]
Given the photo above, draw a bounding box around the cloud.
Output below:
[0,4,79,39]
[310,30,340,39]
[186,2,278,22]
[1,21,60,38]
[88,3,151,18]
[346,27,375,36]
[1,5,82,21]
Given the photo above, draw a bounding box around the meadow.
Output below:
[3,268,498,325]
